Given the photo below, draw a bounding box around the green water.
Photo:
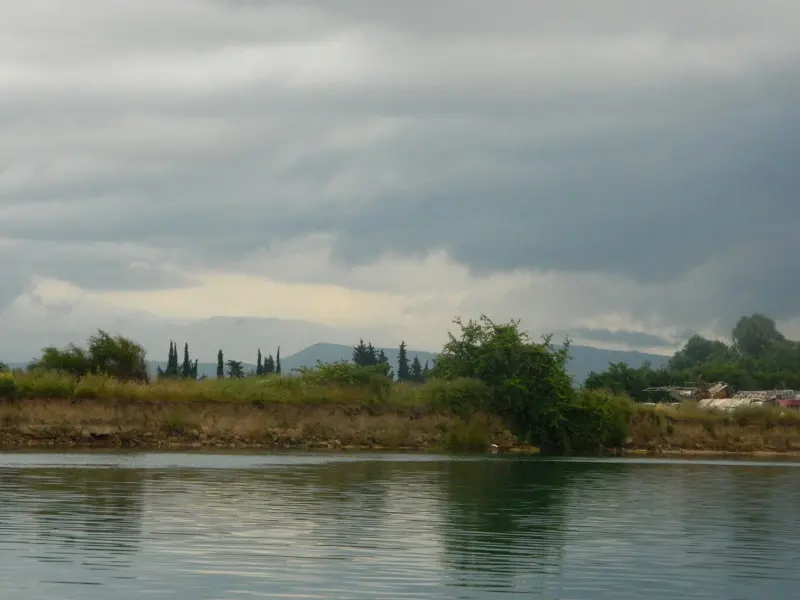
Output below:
[0,453,798,599]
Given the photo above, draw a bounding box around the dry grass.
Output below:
[629,401,800,453]
[0,371,444,407]
[0,397,518,451]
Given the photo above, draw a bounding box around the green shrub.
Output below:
[0,372,17,400]
[445,417,493,452]
[560,390,633,454]
[13,371,76,399]
[298,362,392,402]
[430,315,575,449]
[420,378,491,415]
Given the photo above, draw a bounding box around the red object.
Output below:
[778,398,800,409]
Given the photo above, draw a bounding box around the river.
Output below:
[0,452,798,599]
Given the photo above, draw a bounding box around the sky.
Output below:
[1,0,799,356]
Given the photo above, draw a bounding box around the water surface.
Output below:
[1,452,798,599]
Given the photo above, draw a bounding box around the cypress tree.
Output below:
[410,355,423,382]
[377,348,393,379]
[256,349,263,376]
[264,353,275,374]
[216,349,224,379]
[181,342,191,379]
[190,359,198,380]
[166,340,179,377]
[275,347,281,376]
[397,341,410,382]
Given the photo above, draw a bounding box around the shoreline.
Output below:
[1,397,799,457]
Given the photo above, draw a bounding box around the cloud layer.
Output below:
[2,0,799,353]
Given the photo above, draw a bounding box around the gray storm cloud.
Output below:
[1,0,798,332]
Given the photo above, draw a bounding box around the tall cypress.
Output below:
[410,355,423,382]
[397,341,410,382]
[181,342,191,379]
[166,340,179,377]
[256,349,263,376]
[275,347,281,376]
[216,349,224,379]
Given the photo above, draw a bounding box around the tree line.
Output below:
[1,316,644,453]
[4,331,434,383]
[351,339,431,383]
[584,313,800,401]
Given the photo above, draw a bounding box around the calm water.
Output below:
[0,453,798,599]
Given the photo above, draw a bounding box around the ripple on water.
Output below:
[0,453,799,599]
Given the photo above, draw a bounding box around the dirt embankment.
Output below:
[2,398,799,457]
[0,397,532,452]
[626,411,800,456]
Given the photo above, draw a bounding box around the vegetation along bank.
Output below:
[1,313,799,454]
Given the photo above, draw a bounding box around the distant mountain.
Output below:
[278,342,669,384]
[566,345,669,383]
[280,342,437,375]
[8,342,668,383]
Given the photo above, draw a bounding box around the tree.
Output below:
[256,349,263,376]
[410,355,423,382]
[732,313,785,359]
[33,330,148,382]
[167,341,179,376]
[264,353,275,374]
[352,339,369,366]
[668,335,731,371]
[397,341,410,382]
[0,361,8,372]
[181,342,191,379]
[216,349,225,379]
[433,315,574,448]
[377,348,394,379]
[366,343,377,366]
[423,360,431,380]
[226,359,244,379]
[275,347,281,375]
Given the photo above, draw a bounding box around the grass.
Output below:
[628,400,800,452]
[1,372,798,453]
[0,370,451,407]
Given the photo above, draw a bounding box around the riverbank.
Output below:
[0,397,532,452]
[1,397,799,455]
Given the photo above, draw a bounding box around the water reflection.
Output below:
[0,454,798,599]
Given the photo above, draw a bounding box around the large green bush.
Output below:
[29,330,148,382]
[560,390,633,453]
[430,315,575,449]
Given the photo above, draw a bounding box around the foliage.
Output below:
[420,377,492,415]
[0,361,8,373]
[397,341,410,381]
[226,359,245,379]
[430,315,576,449]
[585,312,800,399]
[0,371,17,400]
[216,349,224,379]
[560,390,633,453]
[410,355,424,382]
[732,313,785,359]
[30,330,148,382]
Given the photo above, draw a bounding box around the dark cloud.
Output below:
[1,0,798,331]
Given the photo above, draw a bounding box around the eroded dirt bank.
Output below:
[0,397,529,452]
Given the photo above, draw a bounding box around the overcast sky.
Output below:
[1,0,799,354]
